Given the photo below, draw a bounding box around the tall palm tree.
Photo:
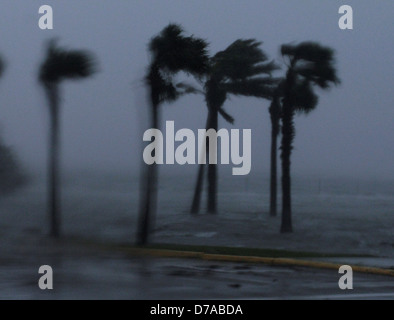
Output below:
[39,39,96,238]
[188,88,234,215]
[190,39,278,214]
[268,79,315,217]
[268,83,283,217]
[137,24,209,245]
[279,42,340,233]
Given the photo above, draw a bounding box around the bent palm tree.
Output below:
[137,24,209,245]
[190,39,278,214]
[279,42,340,233]
[39,39,96,237]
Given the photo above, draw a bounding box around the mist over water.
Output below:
[0,0,393,301]
[0,1,391,181]
[0,169,391,263]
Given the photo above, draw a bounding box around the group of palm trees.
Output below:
[137,24,340,244]
[0,23,339,243]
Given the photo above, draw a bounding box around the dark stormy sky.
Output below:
[0,1,392,179]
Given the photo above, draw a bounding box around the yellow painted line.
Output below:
[201,254,394,277]
[68,239,394,278]
[121,247,394,277]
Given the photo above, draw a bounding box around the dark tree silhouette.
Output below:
[279,42,340,233]
[268,79,316,217]
[39,39,97,238]
[137,24,209,245]
[268,83,283,216]
[190,39,278,214]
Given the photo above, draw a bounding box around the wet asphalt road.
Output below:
[0,240,393,300]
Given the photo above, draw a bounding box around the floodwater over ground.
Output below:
[2,170,393,255]
[0,170,393,299]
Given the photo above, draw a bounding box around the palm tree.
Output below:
[268,79,315,217]
[190,39,278,214]
[188,88,234,215]
[268,83,283,217]
[137,24,209,245]
[39,39,96,238]
[279,42,340,233]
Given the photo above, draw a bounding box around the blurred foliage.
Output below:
[39,39,97,85]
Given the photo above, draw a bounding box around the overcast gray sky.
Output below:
[0,0,392,180]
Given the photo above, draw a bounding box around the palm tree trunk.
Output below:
[207,109,218,214]
[137,103,159,245]
[269,97,280,217]
[269,117,278,217]
[280,113,293,232]
[190,115,211,214]
[280,74,295,233]
[190,162,205,214]
[47,85,61,238]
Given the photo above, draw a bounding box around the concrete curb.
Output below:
[123,247,394,277]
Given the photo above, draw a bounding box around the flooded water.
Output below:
[0,170,393,257]
[0,170,393,299]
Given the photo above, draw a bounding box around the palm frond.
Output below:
[292,79,319,114]
[281,41,339,114]
[176,82,204,95]
[213,39,277,81]
[252,60,281,76]
[147,24,210,106]
[221,77,279,99]
[39,39,97,84]
[149,24,209,78]
[281,41,340,89]
[218,107,234,124]
[147,63,178,104]
[295,61,340,88]
[282,42,333,63]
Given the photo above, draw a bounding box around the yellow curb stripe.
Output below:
[202,254,394,277]
[122,248,394,277]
